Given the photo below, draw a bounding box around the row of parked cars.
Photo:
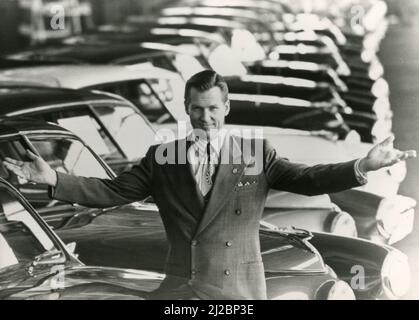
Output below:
[0,0,415,299]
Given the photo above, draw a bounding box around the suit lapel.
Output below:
[165,139,205,221]
[194,135,247,237]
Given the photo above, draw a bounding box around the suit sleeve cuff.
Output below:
[48,171,62,199]
[354,158,368,185]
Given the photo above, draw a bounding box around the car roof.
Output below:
[4,29,225,66]
[131,16,247,31]
[177,0,286,12]
[0,86,126,115]
[5,43,175,65]
[161,6,274,22]
[0,117,72,137]
[0,65,180,89]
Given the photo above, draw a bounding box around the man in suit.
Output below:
[3,70,416,299]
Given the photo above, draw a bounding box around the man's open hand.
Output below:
[2,150,57,186]
[359,136,417,173]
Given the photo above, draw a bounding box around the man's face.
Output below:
[185,86,230,138]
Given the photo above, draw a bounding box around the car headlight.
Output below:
[368,59,384,81]
[371,78,390,98]
[344,130,361,143]
[361,49,375,63]
[376,195,416,244]
[387,160,407,183]
[372,97,392,120]
[381,250,411,299]
[336,60,351,77]
[371,120,393,143]
[268,51,279,60]
[363,34,380,51]
[330,211,358,237]
[327,280,356,300]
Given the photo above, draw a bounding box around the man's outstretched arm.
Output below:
[265,136,416,196]
[3,147,155,208]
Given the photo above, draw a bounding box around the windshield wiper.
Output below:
[261,222,315,253]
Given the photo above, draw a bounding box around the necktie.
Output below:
[200,142,215,197]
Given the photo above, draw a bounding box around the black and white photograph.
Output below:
[0,0,419,304]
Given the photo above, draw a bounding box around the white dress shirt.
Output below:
[187,130,228,192]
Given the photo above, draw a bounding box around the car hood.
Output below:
[225,124,371,164]
[56,204,327,274]
[3,265,164,300]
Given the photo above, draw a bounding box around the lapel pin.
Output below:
[232,168,239,174]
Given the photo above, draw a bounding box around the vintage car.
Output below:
[0,118,411,299]
[2,31,390,117]
[124,14,388,119]
[171,0,389,58]
[0,85,158,174]
[156,5,379,65]
[0,175,165,300]
[0,60,389,143]
[0,65,187,129]
[0,85,412,244]
[131,11,388,95]
[124,14,379,78]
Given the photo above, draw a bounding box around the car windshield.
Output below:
[230,29,267,62]
[206,43,248,77]
[98,79,177,125]
[0,136,109,211]
[172,53,206,80]
[0,184,58,277]
[93,105,156,160]
[146,76,187,124]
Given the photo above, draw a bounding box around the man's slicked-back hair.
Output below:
[184,70,229,104]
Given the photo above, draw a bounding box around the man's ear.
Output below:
[224,100,230,116]
[184,99,190,115]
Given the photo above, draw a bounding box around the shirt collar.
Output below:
[187,128,228,157]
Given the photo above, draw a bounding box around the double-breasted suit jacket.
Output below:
[51,134,362,299]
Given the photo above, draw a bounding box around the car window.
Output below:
[0,185,56,272]
[0,137,110,211]
[95,80,176,125]
[28,106,124,161]
[31,138,109,179]
[93,104,156,160]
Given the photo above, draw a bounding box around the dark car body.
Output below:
[0,176,166,300]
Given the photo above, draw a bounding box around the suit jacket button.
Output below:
[224,269,231,276]
[191,269,197,275]
[232,168,238,174]
[235,209,242,215]
[191,240,198,246]
[226,241,232,247]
